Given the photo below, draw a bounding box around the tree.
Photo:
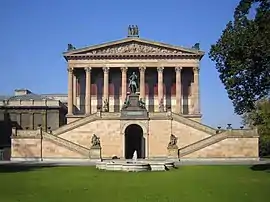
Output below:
[209,0,270,115]
[242,98,270,156]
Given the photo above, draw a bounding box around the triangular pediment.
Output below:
[63,38,204,57]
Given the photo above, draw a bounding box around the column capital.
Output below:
[193,66,200,74]
[84,67,92,72]
[157,66,164,72]
[67,67,74,73]
[175,66,183,72]
[102,66,110,73]
[120,67,128,73]
[139,66,146,72]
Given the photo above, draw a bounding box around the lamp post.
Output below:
[227,124,232,130]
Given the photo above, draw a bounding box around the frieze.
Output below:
[86,42,183,55]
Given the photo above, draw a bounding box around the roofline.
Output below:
[63,37,205,57]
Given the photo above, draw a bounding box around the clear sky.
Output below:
[0,0,244,129]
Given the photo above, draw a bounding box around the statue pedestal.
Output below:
[89,146,102,159]
[167,147,178,159]
[121,93,148,119]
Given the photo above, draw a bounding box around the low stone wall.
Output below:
[11,138,86,159]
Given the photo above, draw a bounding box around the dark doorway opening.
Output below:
[125,124,145,159]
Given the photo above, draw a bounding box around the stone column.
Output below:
[193,66,200,114]
[73,71,77,107]
[175,67,182,114]
[102,66,110,103]
[157,66,164,105]
[67,67,74,115]
[139,66,146,100]
[121,67,128,103]
[85,67,92,115]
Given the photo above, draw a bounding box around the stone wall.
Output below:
[11,138,85,159]
[12,138,41,159]
[184,137,259,158]
[10,118,259,160]
[58,120,122,158]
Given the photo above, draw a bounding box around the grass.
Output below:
[0,164,270,202]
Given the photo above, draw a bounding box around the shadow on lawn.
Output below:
[0,163,57,173]
[250,163,270,172]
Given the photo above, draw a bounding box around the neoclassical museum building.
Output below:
[4,27,258,161]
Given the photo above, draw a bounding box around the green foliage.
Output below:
[209,0,270,115]
[243,98,270,156]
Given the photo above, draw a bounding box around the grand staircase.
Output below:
[14,111,256,159]
[52,113,100,136]
[179,131,228,157]
[43,131,89,157]
[171,113,218,135]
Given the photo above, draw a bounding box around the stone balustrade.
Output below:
[171,113,218,135]
[12,128,40,138]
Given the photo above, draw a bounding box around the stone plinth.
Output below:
[121,93,148,119]
[89,147,101,159]
[167,147,178,159]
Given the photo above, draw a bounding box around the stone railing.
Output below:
[179,131,229,157]
[53,113,100,135]
[42,131,89,156]
[149,112,170,119]
[53,112,123,136]
[172,113,218,135]
[228,129,258,137]
[101,112,121,119]
[12,128,40,138]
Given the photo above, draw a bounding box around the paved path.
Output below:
[0,159,269,167]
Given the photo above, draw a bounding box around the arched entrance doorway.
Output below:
[124,124,145,159]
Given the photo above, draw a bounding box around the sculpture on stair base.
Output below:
[167,134,178,159]
[89,134,102,160]
[91,134,101,148]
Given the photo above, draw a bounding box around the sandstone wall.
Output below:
[148,120,212,157]
[59,120,122,158]
[11,118,259,160]
[184,137,259,158]
[12,139,41,159]
[11,138,85,159]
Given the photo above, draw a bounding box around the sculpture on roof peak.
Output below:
[128,25,139,37]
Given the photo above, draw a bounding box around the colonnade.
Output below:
[67,66,200,115]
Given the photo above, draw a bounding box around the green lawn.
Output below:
[0,164,269,202]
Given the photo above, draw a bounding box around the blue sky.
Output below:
[0,0,244,128]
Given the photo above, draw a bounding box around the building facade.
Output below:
[10,30,259,161]
[0,89,67,160]
[65,37,202,123]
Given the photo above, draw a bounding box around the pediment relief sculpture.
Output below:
[85,42,183,55]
